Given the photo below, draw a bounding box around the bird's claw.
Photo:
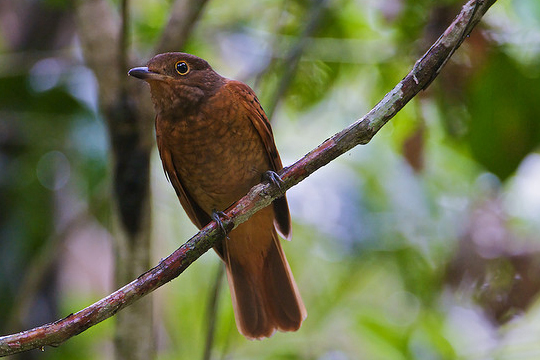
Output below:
[262,170,283,191]
[212,210,230,239]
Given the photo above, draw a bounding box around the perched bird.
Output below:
[129,52,306,339]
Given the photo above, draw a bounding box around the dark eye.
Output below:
[175,61,189,75]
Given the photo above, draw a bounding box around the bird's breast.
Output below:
[157,107,269,214]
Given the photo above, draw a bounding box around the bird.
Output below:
[128,52,306,339]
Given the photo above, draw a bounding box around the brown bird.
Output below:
[128,52,306,339]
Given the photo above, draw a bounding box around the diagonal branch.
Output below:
[265,0,330,120]
[0,0,497,356]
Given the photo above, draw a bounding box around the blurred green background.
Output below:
[2,0,540,359]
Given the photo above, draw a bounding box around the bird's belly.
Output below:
[169,119,269,214]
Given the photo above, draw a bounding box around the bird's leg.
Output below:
[212,209,230,239]
[262,170,283,191]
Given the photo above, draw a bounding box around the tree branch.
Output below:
[74,0,120,110]
[155,0,211,54]
[75,0,156,359]
[265,0,330,120]
[202,263,225,360]
[0,0,497,356]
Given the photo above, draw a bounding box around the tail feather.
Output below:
[223,207,306,339]
[263,236,306,331]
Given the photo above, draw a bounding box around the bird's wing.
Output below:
[224,80,292,239]
[156,119,211,230]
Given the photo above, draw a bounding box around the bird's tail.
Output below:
[223,206,306,339]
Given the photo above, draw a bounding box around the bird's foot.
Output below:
[212,210,230,239]
[262,170,283,191]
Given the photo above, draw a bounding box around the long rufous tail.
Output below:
[222,207,306,339]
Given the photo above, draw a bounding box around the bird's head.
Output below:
[129,52,225,113]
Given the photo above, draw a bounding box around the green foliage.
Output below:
[0,76,80,115]
[2,0,540,359]
[465,51,540,180]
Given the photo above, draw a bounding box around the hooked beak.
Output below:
[128,66,166,81]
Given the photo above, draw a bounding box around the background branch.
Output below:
[0,0,497,356]
[265,0,329,120]
[74,0,208,358]
[156,0,211,54]
[202,263,225,360]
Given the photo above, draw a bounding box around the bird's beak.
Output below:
[128,67,166,81]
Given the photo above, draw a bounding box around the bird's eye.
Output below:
[175,61,189,75]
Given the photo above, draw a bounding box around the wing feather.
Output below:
[156,119,211,229]
[224,81,292,239]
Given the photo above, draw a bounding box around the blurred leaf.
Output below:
[287,60,339,110]
[0,75,82,115]
[465,51,540,180]
[4,1,540,359]
[395,248,442,305]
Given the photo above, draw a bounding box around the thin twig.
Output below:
[0,0,497,356]
[202,263,225,360]
[265,0,329,120]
